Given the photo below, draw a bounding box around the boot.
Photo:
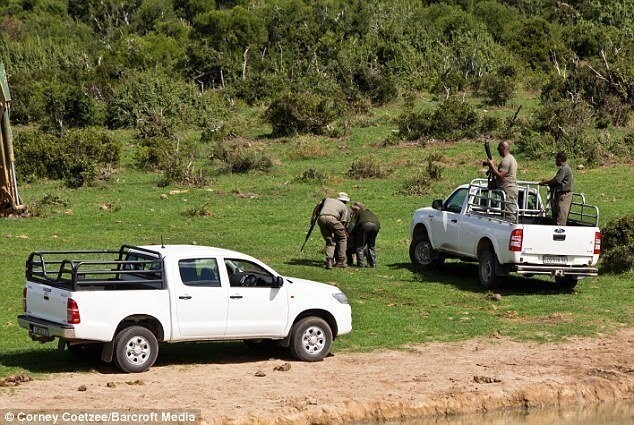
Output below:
[325,258,333,270]
[335,260,348,268]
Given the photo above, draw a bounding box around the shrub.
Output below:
[297,168,327,183]
[134,138,174,171]
[213,142,274,174]
[136,108,175,139]
[14,128,120,188]
[396,98,479,141]
[290,139,328,160]
[402,174,432,196]
[425,153,445,181]
[479,75,515,106]
[183,204,213,218]
[478,115,502,135]
[347,157,390,180]
[264,91,338,137]
[29,194,68,218]
[600,215,634,274]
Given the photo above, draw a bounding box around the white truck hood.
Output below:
[283,276,343,294]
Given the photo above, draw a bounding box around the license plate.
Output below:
[543,255,567,265]
[29,325,49,337]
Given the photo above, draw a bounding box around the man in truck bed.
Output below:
[540,151,574,226]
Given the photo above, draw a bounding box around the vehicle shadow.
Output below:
[0,341,295,375]
[388,261,574,295]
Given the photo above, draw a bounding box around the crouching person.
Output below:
[350,202,381,267]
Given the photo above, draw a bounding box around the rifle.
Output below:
[301,198,325,252]
[483,141,496,189]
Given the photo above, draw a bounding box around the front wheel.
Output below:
[409,233,444,270]
[113,326,158,373]
[555,275,578,290]
[289,317,332,362]
[478,249,500,289]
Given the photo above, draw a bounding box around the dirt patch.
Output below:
[1,329,633,425]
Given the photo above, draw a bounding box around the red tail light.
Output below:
[23,287,27,312]
[594,232,601,255]
[509,229,523,252]
[67,298,81,324]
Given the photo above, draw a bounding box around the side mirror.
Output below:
[273,276,284,288]
[432,199,443,210]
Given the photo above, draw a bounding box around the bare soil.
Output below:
[2,329,633,424]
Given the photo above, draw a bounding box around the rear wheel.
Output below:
[409,233,444,270]
[113,326,158,373]
[555,275,578,290]
[289,317,332,362]
[478,249,500,289]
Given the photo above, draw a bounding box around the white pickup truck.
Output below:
[410,179,601,289]
[18,244,352,373]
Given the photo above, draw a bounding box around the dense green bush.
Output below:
[14,128,120,188]
[600,215,634,274]
[264,91,338,137]
[396,98,479,141]
[478,74,515,106]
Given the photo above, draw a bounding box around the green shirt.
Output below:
[555,162,573,193]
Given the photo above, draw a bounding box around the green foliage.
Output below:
[14,127,120,188]
[396,98,479,140]
[264,91,338,137]
[347,157,391,180]
[478,74,515,106]
[106,70,208,130]
[600,215,634,274]
[28,194,69,218]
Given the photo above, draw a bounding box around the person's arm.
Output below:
[486,158,509,179]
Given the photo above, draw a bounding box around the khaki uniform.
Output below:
[317,198,350,265]
[552,162,574,226]
[497,154,518,217]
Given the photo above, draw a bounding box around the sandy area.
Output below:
[1,329,633,424]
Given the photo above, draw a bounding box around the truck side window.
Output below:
[225,259,274,288]
[178,259,221,287]
[444,188,468,214]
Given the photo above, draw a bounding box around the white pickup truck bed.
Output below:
[410,180,601,289]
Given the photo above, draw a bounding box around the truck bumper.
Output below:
[17,315,76,340]
[514,265,598,277]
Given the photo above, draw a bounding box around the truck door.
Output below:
[222,258,288,337]
[430,188,467,252]
[172,258,229,339]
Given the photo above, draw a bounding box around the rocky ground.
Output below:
[1,329,633,424]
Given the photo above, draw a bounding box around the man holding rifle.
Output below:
[312,192,351,269]
[484,140,518,217]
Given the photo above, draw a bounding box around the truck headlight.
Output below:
[332,292,348,304]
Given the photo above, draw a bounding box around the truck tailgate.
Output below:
[25,281,70,325]
[521,225,597,257]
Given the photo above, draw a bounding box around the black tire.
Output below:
[112,326,158,373]
[478,249,500,289]
[67,342,103,360]
[555,275,578,290]
[289,317,332,362]
[409,232,444,270]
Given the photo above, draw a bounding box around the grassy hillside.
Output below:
[1,96,632,377]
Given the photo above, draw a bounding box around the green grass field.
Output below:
[1,97,632,377]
